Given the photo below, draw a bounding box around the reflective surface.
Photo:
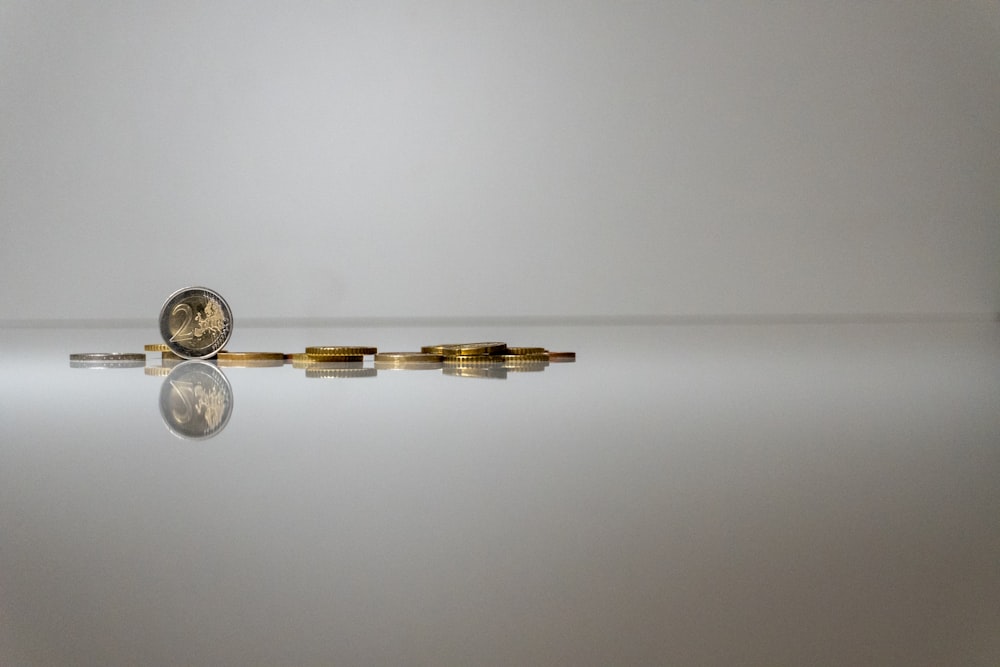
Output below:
[1,322,999,666]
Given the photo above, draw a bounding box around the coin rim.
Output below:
[158,286,234,360]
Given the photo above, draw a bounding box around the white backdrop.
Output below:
[2,1,998,321]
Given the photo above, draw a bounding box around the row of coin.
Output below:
[140,342,576,367]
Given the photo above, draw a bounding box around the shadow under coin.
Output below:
[159,361,234,440]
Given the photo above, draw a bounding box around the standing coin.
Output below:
[159,286,233,359]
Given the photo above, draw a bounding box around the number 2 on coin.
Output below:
[169,303,195,342]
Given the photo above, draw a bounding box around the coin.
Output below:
[305,346,377,356]
[144,366,173,376]
[70,359,145,369]
[547,351,576,361]
[422,342,508,356]
[159,286,233,360]
[443,353,549,364]
[144,343,172,352]
[299,353,366,363]
[159,361,233,440]
[70,353,146,362]
[217,358,284,368]
[216,352,285,361]
[305,368,378,379]
[506,347,547,355]
[373,352,444,363]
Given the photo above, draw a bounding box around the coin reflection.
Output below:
[159,361,233,440]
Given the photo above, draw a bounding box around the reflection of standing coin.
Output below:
[159,361,233,440]
[159,286,233,360]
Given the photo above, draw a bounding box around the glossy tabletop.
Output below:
[1,321,999,666]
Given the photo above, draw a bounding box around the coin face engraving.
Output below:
[159,361,233,440]
[159,287,233,359]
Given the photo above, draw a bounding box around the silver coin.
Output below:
[69,352,146,362]
[158,286,233,359]
[159,361,234,440]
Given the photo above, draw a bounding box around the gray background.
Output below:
[2,1,998,321]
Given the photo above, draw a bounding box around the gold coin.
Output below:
[303,353,366,363]
[374,352,444,363]
[443,353,549,365]
[217,358,284,368]
[216,352,285,361]
[423,342,507,356]
[374,361,443,371]
[506,347,547,356]
[305,368,378,379]
[144,343,172,352]
[547,351,576,361]
[144,366,173,376]
[305,346,377,356]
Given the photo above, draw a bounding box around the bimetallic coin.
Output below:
[373,352,444,363]
[159,286,233,360]
[70,352,145,362]
[423,342,508,356]
[70,359,145,369]
[159,361,233,440]
[144,343,171,352]
[305,346,377,356]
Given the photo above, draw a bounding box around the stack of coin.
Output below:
[421,342,563,374]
